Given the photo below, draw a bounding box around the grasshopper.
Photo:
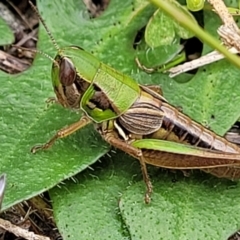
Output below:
[30,2,240,203]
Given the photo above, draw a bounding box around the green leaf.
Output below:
[50,153,137,240]
[145,1,196,48]
[0,17,14,45]
[1,0,240,239]
[120,174,240,240]
[0,0,114,210]
[145,9,176,47]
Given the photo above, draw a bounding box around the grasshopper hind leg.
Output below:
[102,131,153,203]
[139,155,153,203]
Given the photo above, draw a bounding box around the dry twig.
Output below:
[0,217,50,240]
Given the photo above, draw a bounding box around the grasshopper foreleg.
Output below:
[135,57,156,73]
[102,131,153,203]
[31,116,92,153]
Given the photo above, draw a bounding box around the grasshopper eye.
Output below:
[59,57,76,86]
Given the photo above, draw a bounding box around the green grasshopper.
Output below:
[30,2,240,203]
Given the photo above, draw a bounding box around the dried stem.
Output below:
[0,218,50,240]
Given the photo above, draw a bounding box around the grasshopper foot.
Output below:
[31,143,52,153]
[135,57,155,73]
[46,97,57,104]
[145,194,150,204]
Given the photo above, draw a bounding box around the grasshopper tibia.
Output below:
[135,57,156,74]
[31,116,91,153]
[102,131,153,203]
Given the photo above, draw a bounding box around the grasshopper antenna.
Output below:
[12,45,59,67]
[28,1,61,52]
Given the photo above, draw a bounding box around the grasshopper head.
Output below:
[51,46,100,109]
[51,54,87,109]
[28,4,99,110]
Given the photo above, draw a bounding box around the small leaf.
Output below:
[145,9,175,47]
[145,0,197,48]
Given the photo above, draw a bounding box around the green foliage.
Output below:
[0,17,14,45]
[145,2,196,47]
[1,0,240,239]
